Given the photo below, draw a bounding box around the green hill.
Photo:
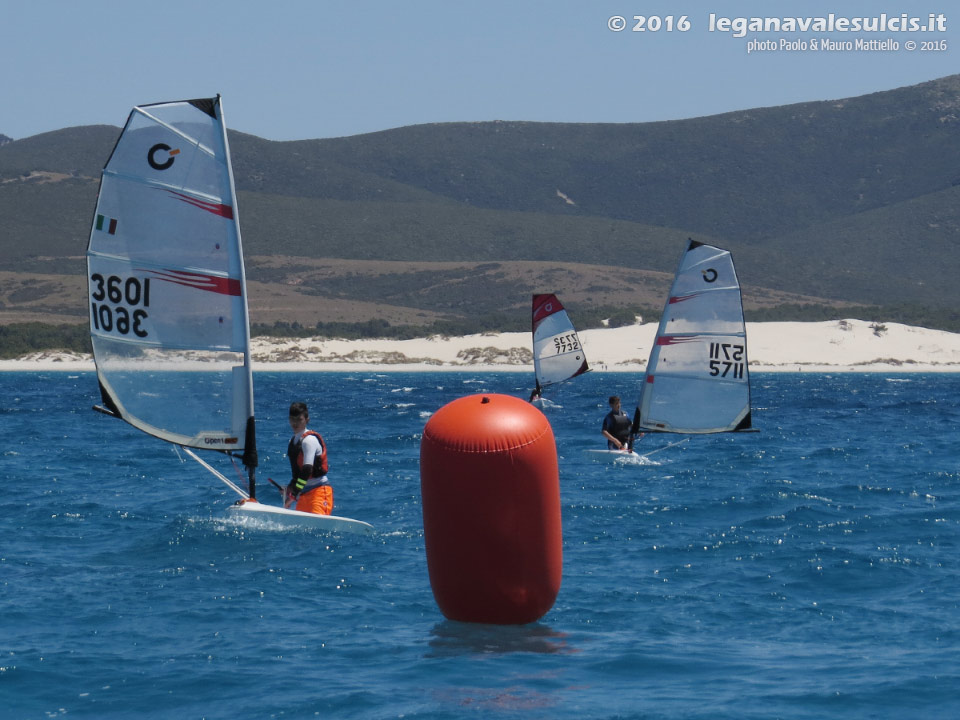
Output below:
[1,75,959,336]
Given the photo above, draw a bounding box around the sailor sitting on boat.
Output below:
[602,395,641,451]
[286,402,333,515]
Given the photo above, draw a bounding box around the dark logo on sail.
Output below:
[702,268,718,283]
[148,143,180,171]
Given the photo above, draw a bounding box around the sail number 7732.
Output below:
[708,342,745,378]
[90,274,150,338]
[553,333,581,354]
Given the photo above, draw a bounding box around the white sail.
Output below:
[634,240,752,434]
[532,294,589,388]
[87,97,256,462]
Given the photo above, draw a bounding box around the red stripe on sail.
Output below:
[656,335,702,346]
[162,189,234,219]
[532,294,563,326]
[146,269,242,296]
[572,357,589,378]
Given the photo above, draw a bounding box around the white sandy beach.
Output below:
[2,319,959,373]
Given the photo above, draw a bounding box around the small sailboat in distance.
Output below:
[631,239,753,436]
[530,294,589,403]
[87,96,372,534]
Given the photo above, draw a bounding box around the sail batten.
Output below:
[634,240,751,434]
[132,106,220,153]
[100,169,227,202]
[87,96,256,459]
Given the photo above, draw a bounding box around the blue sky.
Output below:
[2,0,955,141]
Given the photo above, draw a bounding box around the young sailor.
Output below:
[602,395,640,450]
[285,401,333,515]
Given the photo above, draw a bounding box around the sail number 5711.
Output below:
[90,274,150,338]
[708,342,745,378]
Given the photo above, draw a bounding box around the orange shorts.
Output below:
[296,484,333,515]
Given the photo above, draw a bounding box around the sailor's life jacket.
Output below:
[604,410,633,443]
[289,429,329,483]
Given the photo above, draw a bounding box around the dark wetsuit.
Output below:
[602,409,632,449]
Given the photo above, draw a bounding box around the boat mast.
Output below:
[218,94,258,499]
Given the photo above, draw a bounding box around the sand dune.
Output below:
[3,319,959,373]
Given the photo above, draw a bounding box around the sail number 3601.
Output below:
[553,334,581,354]
[90,274,150,338]
[708,342,745,378]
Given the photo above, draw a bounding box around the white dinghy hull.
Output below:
[228,500,375,535]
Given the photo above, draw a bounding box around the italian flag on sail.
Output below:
[96,214,117,234]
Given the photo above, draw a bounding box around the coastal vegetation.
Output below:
[1,74,959,350]
[0,323,91,359]
[2,301,957,358]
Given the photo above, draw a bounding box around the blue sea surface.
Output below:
[2,370,959,719]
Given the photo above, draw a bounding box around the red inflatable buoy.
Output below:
[420,393,562,624]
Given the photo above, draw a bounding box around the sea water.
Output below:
[2,371,959,719]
